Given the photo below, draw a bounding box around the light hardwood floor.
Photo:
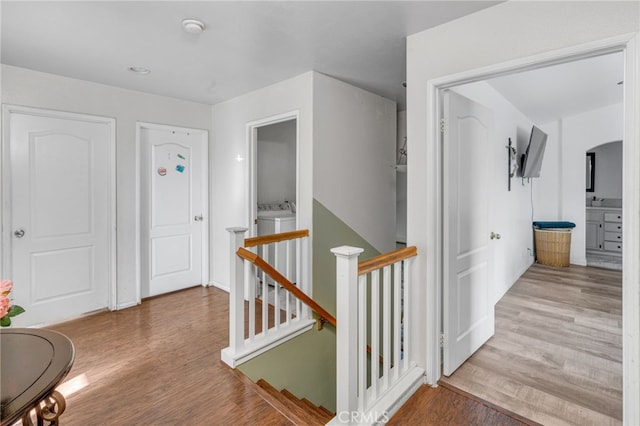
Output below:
[440,263,622,426]
[42,284,530,425]
[46,286,291,425]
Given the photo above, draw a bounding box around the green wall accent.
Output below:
[237,198,380,412]
[311,199,381,315]
[237,325,337,410]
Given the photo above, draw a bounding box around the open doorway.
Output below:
[247,112,298,238]
[246,113,299,303]
[586,140,623,270]
[255,119,297,238]
[437,50,625,424]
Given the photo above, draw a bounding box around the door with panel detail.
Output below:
[443,90,495,376]
[140,124,208,298]
[5,106,114,326]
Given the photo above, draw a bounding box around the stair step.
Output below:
[281,388,302,403]
[300,397,334,423]
[256,379,329,426]
[280,389,333,422]
[317,405,335,418]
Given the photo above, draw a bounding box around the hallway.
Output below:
[441,263,622,425]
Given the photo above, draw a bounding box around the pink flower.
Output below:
[0,279,13,296]
[0,295,9,318]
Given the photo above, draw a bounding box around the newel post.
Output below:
[331,245,364,418]
[227,227,247,354]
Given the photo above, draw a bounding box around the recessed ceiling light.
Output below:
[182,19,206,34]
[128,66,151,75]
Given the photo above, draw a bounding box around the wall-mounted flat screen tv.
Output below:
[521,125,548,178]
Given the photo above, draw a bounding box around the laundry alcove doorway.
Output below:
[247,112,299,238]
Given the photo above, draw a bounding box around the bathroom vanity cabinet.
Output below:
[586,207,622,254]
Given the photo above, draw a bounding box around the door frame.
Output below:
[425,34,639,410]
[1,104,117,310]
[135,122,210,302]
[245,110,299,237]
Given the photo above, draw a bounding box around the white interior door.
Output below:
[443,90,495,376]
[139,124,208,298]
[3,106,115,326]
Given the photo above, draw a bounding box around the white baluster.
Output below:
[383,265,391,390]
[331,245,364,419]
[274,240,280,330]
[262,244,269,335]
[247,260,255,340]
[403,258,410,372]
[358,274,367,412]
[371,269,379,400]
[286,240,292,323]
[300,236,310,319]
[226,227,247,354]
[393,261,401,380]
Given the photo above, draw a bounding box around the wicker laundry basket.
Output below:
[534,228,572,267]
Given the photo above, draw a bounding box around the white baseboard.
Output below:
[327,366,425,425]
[494,258,534,304]
[116,300,140,310]
[570,256,587,266]
[210,280,230,292]
[221,319,315,368]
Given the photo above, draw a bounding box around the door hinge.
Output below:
[440,118,446,134]
[440,333,445,347]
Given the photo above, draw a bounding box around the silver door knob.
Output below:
[194,215,203,222]
[490,232,501,240]
[14,229,25,238]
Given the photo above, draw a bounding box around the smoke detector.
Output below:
[128,66,151,75]
[182,19,206,34]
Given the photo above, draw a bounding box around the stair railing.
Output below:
[222,227,316,368]
[331,245,424,425]
[236,247,336,328]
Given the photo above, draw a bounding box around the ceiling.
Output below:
[487,51,624,124]
[1,1,500,110]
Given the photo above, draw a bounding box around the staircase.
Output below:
[256,379,334,425]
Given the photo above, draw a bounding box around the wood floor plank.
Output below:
[441,263,622,425]
[45,285,526,425]
[446,362,619,426]
[46,286,293,426]
[389,384,527,425]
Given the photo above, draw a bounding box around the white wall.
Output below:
[396,111,407,243]
[406,0,639,384]
[313,72,397,253]
[559,103,624,264]
[1,65,212,308]
[452,82,536,303]
[589,140,623,200]
[210,72,313,290]
[257,119,297,205]
[535,120,563,220]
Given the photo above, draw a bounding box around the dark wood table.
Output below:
[1,328,75,426]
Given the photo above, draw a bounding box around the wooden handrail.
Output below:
[236,247,336,327]
[244,229,309,248]
[358,246,417,276]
